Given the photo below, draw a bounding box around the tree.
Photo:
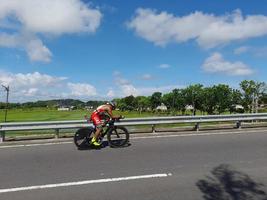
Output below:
[136,96,150,113]
[260,93,267,105]
[213,84,232,114]
[172,89,186,113]
[162,92,174,110]
[202,87,216,115]
[183,84,203,115]
[150,92,162,110]
[124,95,137,110]
[116,98,128,111]
[240,80,267,113]
[116,96,136,111]
[229,89,243,113]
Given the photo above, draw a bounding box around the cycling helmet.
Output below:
[106,101,116,109]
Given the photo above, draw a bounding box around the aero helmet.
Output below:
[106,101,116,109]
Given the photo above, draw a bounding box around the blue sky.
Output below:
[0,0,267,102]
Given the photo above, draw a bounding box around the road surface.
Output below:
[0,129,267,200]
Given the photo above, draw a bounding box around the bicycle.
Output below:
[74,116,129,149]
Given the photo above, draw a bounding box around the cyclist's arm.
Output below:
[106,106,120,119]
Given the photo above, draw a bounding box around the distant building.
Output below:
[156,103,167,111]
[85,106,94,111]
[58,106,71,111]
[234,105,244,110]
[185,105,194,110]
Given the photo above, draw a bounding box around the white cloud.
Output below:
[107,89,115,98]
[128,8,267,48]
[137,85,184,95]
[0,33,52,62]
[234,46,250,54]
[120,84,139,96]
[112,71,183,97]
[0,0,102,62]
[0,33,20,47]
[22,88,39,97]
[202,52,254,76]
[159,64,171,69]
[140,74,154,80]
[68,83,97,97]
[0,0,102,34]
[0,71,67,89]
[0,70,97,102]
[26,39,52,62]
[113,71,130,85]
[234,45,267,57]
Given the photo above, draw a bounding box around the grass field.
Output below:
[0,108,177,122]
[1,108,267,123]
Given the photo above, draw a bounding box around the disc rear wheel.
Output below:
[74,128,94,148]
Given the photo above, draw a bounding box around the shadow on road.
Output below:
[196,164,267,200]
[77,141,131,150]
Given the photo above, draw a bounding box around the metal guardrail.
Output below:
[1,113,267,142]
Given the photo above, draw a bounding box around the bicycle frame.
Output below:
[92,119,118,140]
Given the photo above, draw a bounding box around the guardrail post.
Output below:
[194,123,200,131]
[152,124,156,133]
[236,121,242,129]
[55,129,59,139]
[0,131,5,143]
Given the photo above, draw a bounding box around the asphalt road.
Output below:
[0,129,267,200]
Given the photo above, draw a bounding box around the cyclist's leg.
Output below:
[91,114,103,146]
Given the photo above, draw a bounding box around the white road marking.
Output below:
[0,173,172,194]
[0,129,266,149]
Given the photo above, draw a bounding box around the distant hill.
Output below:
[0,99,107,109]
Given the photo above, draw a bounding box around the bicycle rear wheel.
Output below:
[107,126,129,148]
[74,127,94,148]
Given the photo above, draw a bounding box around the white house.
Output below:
[156,103,167,111]
[185,105,194,110]
[57,107,71,111]
[234,105,244,110]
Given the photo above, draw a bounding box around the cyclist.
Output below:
[90,101,121,146]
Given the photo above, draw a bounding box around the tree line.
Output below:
[1,80,266,114]
[114,80,267,115]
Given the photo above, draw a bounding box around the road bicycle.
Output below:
[74,116,129,149]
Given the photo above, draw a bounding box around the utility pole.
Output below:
[1,85,9,122]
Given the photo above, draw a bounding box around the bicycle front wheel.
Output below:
[107,126,129,148]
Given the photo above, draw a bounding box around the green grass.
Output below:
[0,108,87,122]
[1,108,266,123]
[0,108,178,123]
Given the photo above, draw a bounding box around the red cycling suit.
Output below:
[90,106,109,128]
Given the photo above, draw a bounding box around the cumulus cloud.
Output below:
[68,83,97,97]
[202,52,254,76]
[26,39,52,62]
[107,89,115,98]
[0,70,97,102]
[0,71,67,89]
[0,33,52,62]
[0,0,102,62]
[112,71,183,97]
[127,8,267,48]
